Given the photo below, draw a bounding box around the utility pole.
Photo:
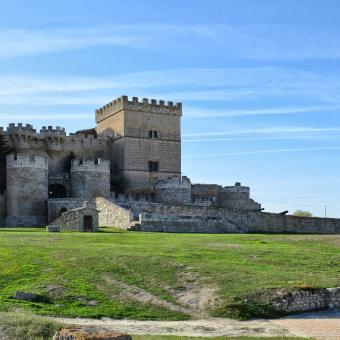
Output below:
[324,205,327,218]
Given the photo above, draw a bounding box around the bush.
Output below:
[293,210,313,217]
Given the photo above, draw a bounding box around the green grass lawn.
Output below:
[0,228,339,320]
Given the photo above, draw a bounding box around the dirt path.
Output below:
[51,311,340,339]
[51,317,296,338]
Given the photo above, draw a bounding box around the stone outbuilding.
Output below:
[46,202,99,232]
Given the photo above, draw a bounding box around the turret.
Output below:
[6,153,48,226]
[71,158,110,198]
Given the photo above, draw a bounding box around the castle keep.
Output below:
[1,95,340,233]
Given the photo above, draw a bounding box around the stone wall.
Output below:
[71,158,110,198]
[6,154,48,227]
[155,176,192,205]
[47,206,99,232]
[269,288,340,313]
[228,210,340,234]
[218,183,261,211]
[48,197,134,229]
[115,200,340,234]
[137,212,243,233]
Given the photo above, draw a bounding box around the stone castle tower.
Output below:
[96,96,182,192]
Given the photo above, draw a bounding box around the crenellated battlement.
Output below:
[6,153,48,169]
[96,95,182,123]
[40,126,66,136]
[6,123,37,135]
[71,158,110,172]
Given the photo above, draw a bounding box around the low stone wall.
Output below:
[270,288,340,313]
[228,210,340,234]
[138,212,244,233]
[48,197,134,229]
[121,202,340,234]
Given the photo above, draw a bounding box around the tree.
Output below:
[110,173,129,193]
[0,134,13,193]
[293,210,313,218]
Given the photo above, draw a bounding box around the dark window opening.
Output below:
[49,184,67,198]
[148,161,159,172]
[148,130,158,139]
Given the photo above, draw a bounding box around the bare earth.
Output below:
[52,311,340,339]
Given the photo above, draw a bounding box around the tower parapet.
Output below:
[40,126,66,136]
[96,95,182,123]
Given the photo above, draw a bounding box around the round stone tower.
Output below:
[6,153,48,226]
[71,158,110,198]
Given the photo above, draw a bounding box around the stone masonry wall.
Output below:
[155,176,192,205]
[6,154,48,227]
[48,197,134,229]
[270,288,340,313]
[117,201,340,234]
[48,207,99,232]
[138,212,243,233]
[71,159,110,198]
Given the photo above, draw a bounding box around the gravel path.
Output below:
[52,317,296,338]
[51,311,340,339]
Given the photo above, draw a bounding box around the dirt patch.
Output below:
[103,276,190,315]
[206,242,243,249]
[164,269,219,317]
[102,267,218,318]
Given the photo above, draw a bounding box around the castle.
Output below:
[1,95,340,234]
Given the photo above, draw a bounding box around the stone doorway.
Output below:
[83,215,93,232]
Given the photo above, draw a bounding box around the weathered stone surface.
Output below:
[47,202,99,232]
[155,176,192,206]
[52,326,132,340]
[255,287,340,314]
[48,198,134,229]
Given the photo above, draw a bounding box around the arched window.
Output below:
[49,184,67,198]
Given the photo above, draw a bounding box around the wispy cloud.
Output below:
[185,105,339,118]
[183,146,340,158]
[1,24,340,60]
[183,126,340,137]
[0,67,340,106]
[0,113,91,121]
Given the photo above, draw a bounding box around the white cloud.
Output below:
[183,146,340,158]
[184,105,339,118]
[1,24,340,60]
[0,67,339,106]
[183,126,340,137]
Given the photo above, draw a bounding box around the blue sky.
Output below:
[1,0,340,216]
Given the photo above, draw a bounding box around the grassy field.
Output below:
[0,228,339,321]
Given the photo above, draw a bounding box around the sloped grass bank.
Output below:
[0,228,339,320]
